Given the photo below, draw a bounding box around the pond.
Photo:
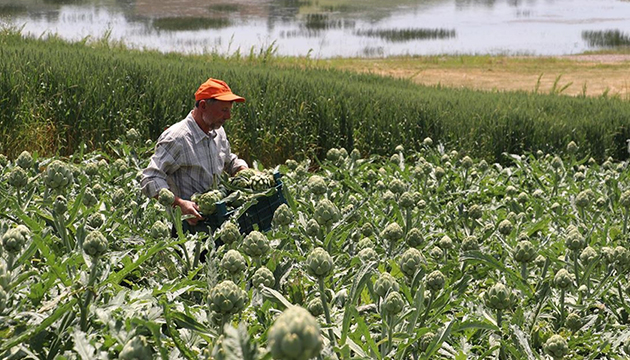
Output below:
[1,0,630,58]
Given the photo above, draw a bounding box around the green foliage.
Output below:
[2,30,630,164]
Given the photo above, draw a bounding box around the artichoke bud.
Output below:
[157,188,175,207]
[497,219,513,236]
[2,225,30,254]
[85,162,99,176]
[484,283,515,310]
[575,190,593,209]
[461,155,473,169]
[306,247,334,278]
[150,220,170,239]
[8,167,28,188]
[125,128,140,143]
[405,228,424,247]
[252,267,275,288]
[242,230,270,258]
[326,148,341,162]
[429,246,443,259]
[381,222,403,242]
[579,246,597,265]
[208,280,248,315]
[513,240,537,263]
[16,151,33,170]
[314,199,340,227]
[53,195,68,215]
[425,270,445,292]
[86,212,105,229]
[219,222,241,245]
[374,272,399,298]
[461,235,479,251]
[221,250,247,275]
[419,332,436,352]
[566,141,578,154]
[551,156,564,170]
[566,312,582,332]
[382,291,404,315]
[565,230,585,252]
[43,160,74,191]
[422,137,433,146]
[83,230,108,258]
[305,219,320,237]
[438,235,453,250]
[399,192,415,209]
[544,334,569,360]
[553,269,573,290]
[119,335,152,360]
[82,188,98,208]
[111,188,126,207]
[358,247,378,262]
[307,298,324,317]
[399,248,425,278]
[268,306,322,360]
[620,190,630,208]
[272,203,293,227]
[388,179,406,195]
[613,246,630,270]
[468,204,483,220]
[307,175,327,196]
[356,238,375,252]
[193,189,223,214]
[360,222,374,237]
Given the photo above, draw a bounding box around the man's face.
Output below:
[201,99,233,130]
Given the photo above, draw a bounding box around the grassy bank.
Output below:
[1,30,630,164]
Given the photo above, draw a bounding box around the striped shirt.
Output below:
[141,112,248,200]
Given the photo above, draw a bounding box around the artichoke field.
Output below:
[2,135,630,359]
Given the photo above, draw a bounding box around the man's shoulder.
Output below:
[158,118,193,142]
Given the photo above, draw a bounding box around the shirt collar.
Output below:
[186,112,216,143]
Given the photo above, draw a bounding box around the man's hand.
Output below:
[174,197,204,225]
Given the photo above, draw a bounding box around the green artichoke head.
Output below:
[306,247,334,278]
[208,280,248,316]
[268,306,322,360]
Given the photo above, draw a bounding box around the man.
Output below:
[141,78,248,228]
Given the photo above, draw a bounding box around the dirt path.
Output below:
[327,54,630,98]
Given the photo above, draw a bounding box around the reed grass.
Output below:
[1,29,630,165]
[354,28,456,42]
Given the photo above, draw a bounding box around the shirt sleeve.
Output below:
[141,138,181,198]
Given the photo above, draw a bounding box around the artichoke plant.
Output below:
[83,230,108,258]
[221,250,247,276]
[382,291,404,315]
[8,167,28,188]
[306,247,334,279]
[374,272,399,299]
[150,220,170,239]
[192,189,223,214]
[251,266,275,288]
[2,225,30,255]
[307,175,327,196]
[208,280,248,316]
[399,248,425,278]
[272,203,293,227]
[119,335,152,360]
[544,334,569,359]
[15,150,33,170]
[267,306,322,360]
[43,160,74,191]
[158,188,175,208]
[218,221,241,246]
[425,270,445,293]
[314,199,340,228]
[242,231,270,259]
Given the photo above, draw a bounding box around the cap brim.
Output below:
[214,93,246,103]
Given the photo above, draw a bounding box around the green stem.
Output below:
[419,291,434,327]
[380,312,388,356]
[387,312,395,356]
[520,263,528,281]
[318,277,335,345]
[192,241,201,269]
[496,309,503,328]
[573,251,580,286]
[80,258,100,331]
[624,210,629,235]
[559,289,565,328]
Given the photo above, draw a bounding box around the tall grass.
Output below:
[1,29,630,164]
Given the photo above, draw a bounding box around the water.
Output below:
[1,0,629,58]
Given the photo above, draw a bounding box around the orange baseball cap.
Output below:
[194,78,245,102]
